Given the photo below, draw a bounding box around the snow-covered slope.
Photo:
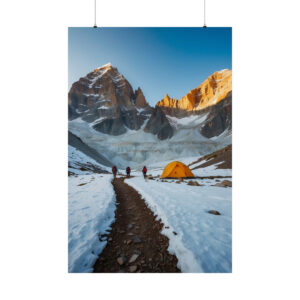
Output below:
[125,175,232,273]
[69,131,113,168]
[68,174,116,272]
[68,145,111,175]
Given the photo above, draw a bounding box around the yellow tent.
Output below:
[161,161,195,178]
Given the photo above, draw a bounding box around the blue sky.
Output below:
[69,27,231,106]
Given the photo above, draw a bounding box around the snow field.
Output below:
[125,176,232,273]
[191,163,232,177]
[68,174,116,272]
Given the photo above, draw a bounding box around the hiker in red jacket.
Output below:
[126,166,131,178]
[112,165,117,178]
[142,166,147,179]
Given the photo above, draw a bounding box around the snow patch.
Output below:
[125,176,232,273]
[68,174,116,272]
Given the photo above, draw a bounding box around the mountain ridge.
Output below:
[156,69,232,112]
[68,64,232,167]
[68,64,232,139]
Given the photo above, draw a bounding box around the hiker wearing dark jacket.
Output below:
[112,165,117,178]
[142,166,147,179]
[126,166,131,178]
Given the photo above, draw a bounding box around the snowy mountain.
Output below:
[68,64,232,168]
[156,69,232,138]
[68,63,153,136]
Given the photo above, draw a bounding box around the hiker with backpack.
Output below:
[126,166,131,178]
[142,166,147,179]
[112,165,118,178]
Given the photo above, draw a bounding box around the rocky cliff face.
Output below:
[200,91,232,138]
[143,106,173,140]
[68,63,152,135]
[156,69,232,113]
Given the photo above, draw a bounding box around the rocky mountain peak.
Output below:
[134,87,148,108]
[69,65,232,141]
[156,69,232,112]
[68,64,153,136]
[93,62,113,72]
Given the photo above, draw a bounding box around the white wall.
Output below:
[0,0,299,299]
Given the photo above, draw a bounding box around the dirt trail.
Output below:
[93,177,180,273]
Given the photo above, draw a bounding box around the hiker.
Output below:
[126,166,131,178]
[142,166,147,179]
[112,165,117,178]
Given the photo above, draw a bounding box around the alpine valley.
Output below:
[68,63,232,169]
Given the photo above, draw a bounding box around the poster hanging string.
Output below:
[93,0,206,28]
[203,0,207,28]
[93,0,97,28]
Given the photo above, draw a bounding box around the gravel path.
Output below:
[93,177,180,273]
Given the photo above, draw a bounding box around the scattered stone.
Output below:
[129,265,137,272]
[117,256,127,265]
[127,224,134,230]
[165,226,169,229]
[187,180,202,186]
[175,181,181,184]
[119,230,125,234]
[221,180,232,187]
[214,180,232,188]
[127,232,134,236]
[129,254,139,263]
[173,231,177,235]
[133,236,142,244]
[208,210,221,215]
[126,240,132,245]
